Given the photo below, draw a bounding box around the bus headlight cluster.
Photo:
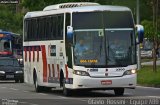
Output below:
[73,70,90,76]
[123,69,136,75]
[0,71,5,74]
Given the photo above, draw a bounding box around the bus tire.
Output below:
[44,87,52,92]
[63,79,71,96]
[15,79,19,83]
[20,78,24,83]
[114,88,124,96]
[34,73,43,92]
[60,70,64,87]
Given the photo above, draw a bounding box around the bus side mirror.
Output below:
[67,26,74,44]
[136,25,144,44]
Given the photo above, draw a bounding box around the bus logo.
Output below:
[90,69,98,72]
[116,68,125,71]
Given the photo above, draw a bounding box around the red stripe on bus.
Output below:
[24,47,27,62]
[0,51,12,55]
[32,47,35,62]
[65,64,68,80]
[48,64,51,77]
[37,47,39,62]
[29,47,31,62]
[57,64,60,79]
[52,64,55,77]
[41,45,47,82]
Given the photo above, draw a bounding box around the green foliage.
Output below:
[137,66,160,87]
[141,20,155,40]
[0,4,23,34]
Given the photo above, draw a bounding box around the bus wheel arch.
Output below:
[60,69,64,87]
[33,68,42,92]
[60,69,72,96]
[33,69,37,84]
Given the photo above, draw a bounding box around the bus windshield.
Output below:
[74,30,106,67]
[106,29,136,67]
[72,11,136,67]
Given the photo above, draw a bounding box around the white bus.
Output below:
[23,2,144,96]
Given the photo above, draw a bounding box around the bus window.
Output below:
[4,42,10,51]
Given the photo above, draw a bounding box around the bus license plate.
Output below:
[101,80,112,85]
[6,75,14,79]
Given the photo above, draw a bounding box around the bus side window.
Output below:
[46,16,50,40]
[24,20,28,41]
[51,16,56,39]
[57,15,63,40]
[4,42,10,50]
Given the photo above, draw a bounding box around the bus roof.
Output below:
[43,2,100,11]
[24,3,131,19]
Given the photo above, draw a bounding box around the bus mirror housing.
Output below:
[136,25,144,44]
[67,26,74,44]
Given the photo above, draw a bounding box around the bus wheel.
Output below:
[34,75,42,92]
[20,78,24,83]
[63,79,71,96]
[44,87,52,92]
[15,79,19,83]
[114,88,124,96]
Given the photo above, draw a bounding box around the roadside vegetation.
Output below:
[141,58,153,63]
[137,66,160,87]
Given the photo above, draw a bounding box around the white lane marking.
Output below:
[38,93,47,95]
[19,101,38,105]
[81,99,87,102]
[23,91,29,93]
[137,86,160,90]
[29,104,38,105]
[57,96,67,99]
[18,102,28,104]
[10,88,18,91]
[147,96,160,99]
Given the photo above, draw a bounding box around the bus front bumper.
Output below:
[70,74,136,89]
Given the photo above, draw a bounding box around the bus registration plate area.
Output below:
[6,75,14,79]
[101,80,112,85]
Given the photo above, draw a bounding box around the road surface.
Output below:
[0,81,160,105]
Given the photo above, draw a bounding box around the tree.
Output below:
[0,4,23,34]
[141,0,160,72]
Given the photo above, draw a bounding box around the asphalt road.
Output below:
[0,81,160,105]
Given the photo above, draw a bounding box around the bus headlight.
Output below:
[73,70,89,76]
[0,71,5,74]
[123,69,136,75]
